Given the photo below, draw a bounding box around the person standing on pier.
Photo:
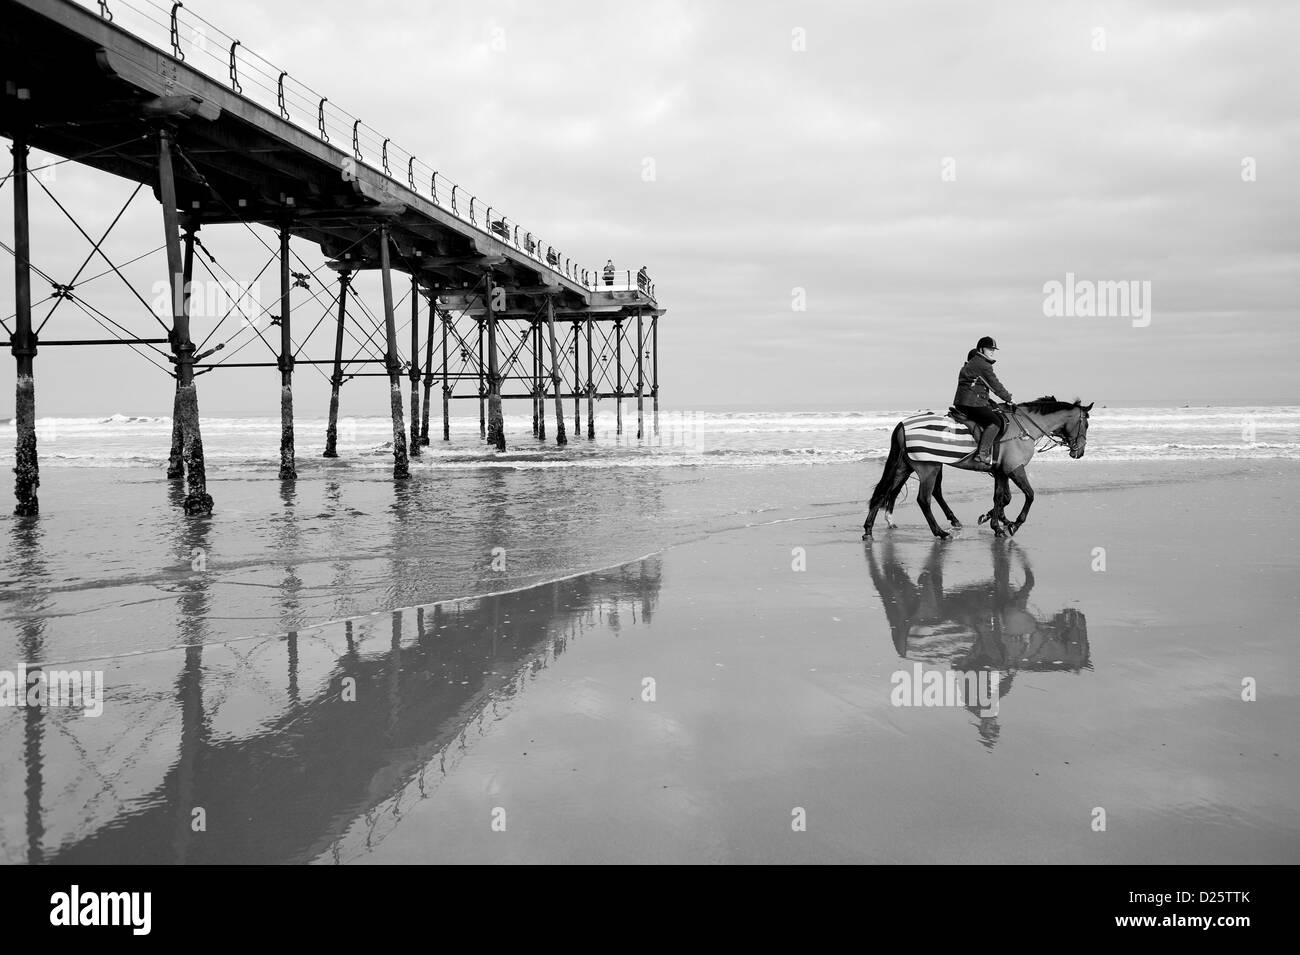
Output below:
[637,265,650,291]
[603,259,616,286]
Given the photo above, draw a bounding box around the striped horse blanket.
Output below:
[902,411,977,464]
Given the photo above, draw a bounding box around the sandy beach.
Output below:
[345,461,1300,865]
[4,456,1296,864]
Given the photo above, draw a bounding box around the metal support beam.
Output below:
[441,309,450,441]
[10,125,38,516]
[278,225,296,479]
[536,318,546,441]
[323,270,349,457]
[477,317,485,439]
[585,315,594,440]
[636,307,645,439]
[652,313,660,436]
[546,298,566,445]
[571,319,581,438]
[615,318,623,436]
[378,224,410,478]
[408,275,421,457]
[530,318,538,438]
[485,274,505,451]
[159,126,213,515]
[420,291,434,446]
[0,339,170,346]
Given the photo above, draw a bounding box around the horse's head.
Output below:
[1064,401,1093,458]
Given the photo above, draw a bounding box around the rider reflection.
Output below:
[865,539,1090,748]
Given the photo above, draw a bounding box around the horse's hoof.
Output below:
[937,531,951,541]
[977,513,990,525]
[862,532,873,541]
[950,520,963,529]
[1007,524,1019,537]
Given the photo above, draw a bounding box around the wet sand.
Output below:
[4,460,1297,864]
[339,463,1299,864]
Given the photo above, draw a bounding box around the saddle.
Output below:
[949,406,1009,466]
[948,406,997,441]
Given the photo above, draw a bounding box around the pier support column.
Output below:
[585,315,595,440]
[484,274,505,451]
[636,307,645,440]
[277,226,297,480]
[614,318,624,436]
[477,317,486,439]
[546,298,566,445]
[530,318,539,438]
[571,319,582,438]
[378,224,410,479]
[536,319,546,441]
[323,270,350,457]
[652,313,660,436]
[420,292,434,446]
[159,127,212,515]
[408,275,421,457]
[167,390,184,477]
[167,222,196,480]
[441,309,450,441]
[10,128,38,516]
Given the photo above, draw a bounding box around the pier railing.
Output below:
[595,270,656,298]
[76,0,655,301]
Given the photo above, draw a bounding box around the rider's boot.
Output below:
[974,425,998,467]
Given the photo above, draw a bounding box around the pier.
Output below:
[0,0,664,516]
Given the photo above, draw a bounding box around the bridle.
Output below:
[1006,405,1079,454]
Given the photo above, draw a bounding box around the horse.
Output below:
[863,397,1092,541]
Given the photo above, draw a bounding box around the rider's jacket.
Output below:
[953,350,1012,407]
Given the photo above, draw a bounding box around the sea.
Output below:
[7,404,1299,469]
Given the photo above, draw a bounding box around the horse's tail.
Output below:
[869,422,906,509]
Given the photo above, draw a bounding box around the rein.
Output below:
[1007,406,1070,453]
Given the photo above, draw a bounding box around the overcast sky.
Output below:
[3,0,1297,415]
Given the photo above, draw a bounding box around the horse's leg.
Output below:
[864,444,913,540]
[914,464,950,540]
[878,460,911,533]
[977,472,1000,527]
[884,472,909,528]
[932,466,962,529]
[997,473,1014,534]
[884,486,900,529]
[990,470,1012,537]
[1006,466,1034,536]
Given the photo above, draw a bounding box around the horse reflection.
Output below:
[865,539,1089,747]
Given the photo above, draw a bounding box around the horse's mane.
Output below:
[1018,395,1084,414]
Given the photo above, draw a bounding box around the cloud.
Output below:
[2,0,1296,413]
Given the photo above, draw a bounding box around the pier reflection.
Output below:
[3,519,50,864]
[0,553,661,865]
[865,539,1090,747]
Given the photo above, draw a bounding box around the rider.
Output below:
[954,335,1013,467]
